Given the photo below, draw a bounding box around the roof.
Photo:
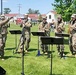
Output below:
[50,11,57,14]
[47,10,57,15]
[41,14,46,17]
[28,14,38,20]
[5,13,18,17]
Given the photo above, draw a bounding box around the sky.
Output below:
[0,0,55,14]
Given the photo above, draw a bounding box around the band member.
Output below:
[1,15,10,47]
[55,15,65,57]
[19,14,32,53]
[38,16,50,54]
[69,14,76,56]
[0,15,12,60]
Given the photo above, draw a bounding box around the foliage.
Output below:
[27,8,40,14]
[52,0,76,21]
[4,8,11,14]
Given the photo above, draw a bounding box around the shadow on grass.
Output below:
[50,74,63,75]
[48,50,55,54]
[5,47,16,50]
[64,55,75,58]
[28,48,37,52]
[64,52,75,58]
[64,51,69,55]
[3,55,21,59]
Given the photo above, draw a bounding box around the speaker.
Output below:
[0,66,6,75]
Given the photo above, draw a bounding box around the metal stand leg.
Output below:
[50,45,53,75]
[37,36,40,56]
[15,34,17,53]
[21,36,25,75]
[13,34,17,54]
[47,45,50,58]
[21,49,25,75]
[48,31,50,58]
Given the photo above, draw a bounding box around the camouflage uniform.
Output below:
[1,15,10,47]
[20,14,32,52]
[55,15,65,56]
[69,14,76,55]
[0,16,12,59]
[38,16,50,54]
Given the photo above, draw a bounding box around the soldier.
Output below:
[55,15,65,57]
[69,14,76,56]
[1,14,10,47]
[19,14,32,53]
[0,16,12,60]
[38,16,50,54]
[50,19,55,32]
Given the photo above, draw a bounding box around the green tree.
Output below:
[4,8,11,14]
[27,8,40,14]
[52,0,75,21]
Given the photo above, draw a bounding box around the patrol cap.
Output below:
[0,14,5,17]
[57,14,62,19]
[24,14,28,19]
[71,14,75,18]
[42,16,47,20]
[74,14,76,18]
[24,14,28,16]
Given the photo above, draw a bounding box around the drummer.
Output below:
[55,15,65,57]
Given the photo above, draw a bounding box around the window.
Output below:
[49,15,51,19]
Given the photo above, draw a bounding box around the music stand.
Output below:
[41,36,64,75]
[55,33,69,37]
[9,30,21,54]
[31,32,45,56]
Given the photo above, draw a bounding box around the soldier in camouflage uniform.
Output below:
[69,14,76,56]
[55,15,65,57]
[1,15,10,47]
[19,14,32,53]
[38,16,50,54]
[0,16,12,60]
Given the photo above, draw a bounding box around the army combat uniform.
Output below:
[1,15,10,47]
[55,15,65,57]
[69,14,76,55]
[20,14,32,52]
[38,16,50,54]
[0,16,12,59]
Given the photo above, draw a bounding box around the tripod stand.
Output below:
[41,36,64,75]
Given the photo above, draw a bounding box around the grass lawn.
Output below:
[0,23,76,75]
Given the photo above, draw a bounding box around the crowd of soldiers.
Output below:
[0,13,76,60]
